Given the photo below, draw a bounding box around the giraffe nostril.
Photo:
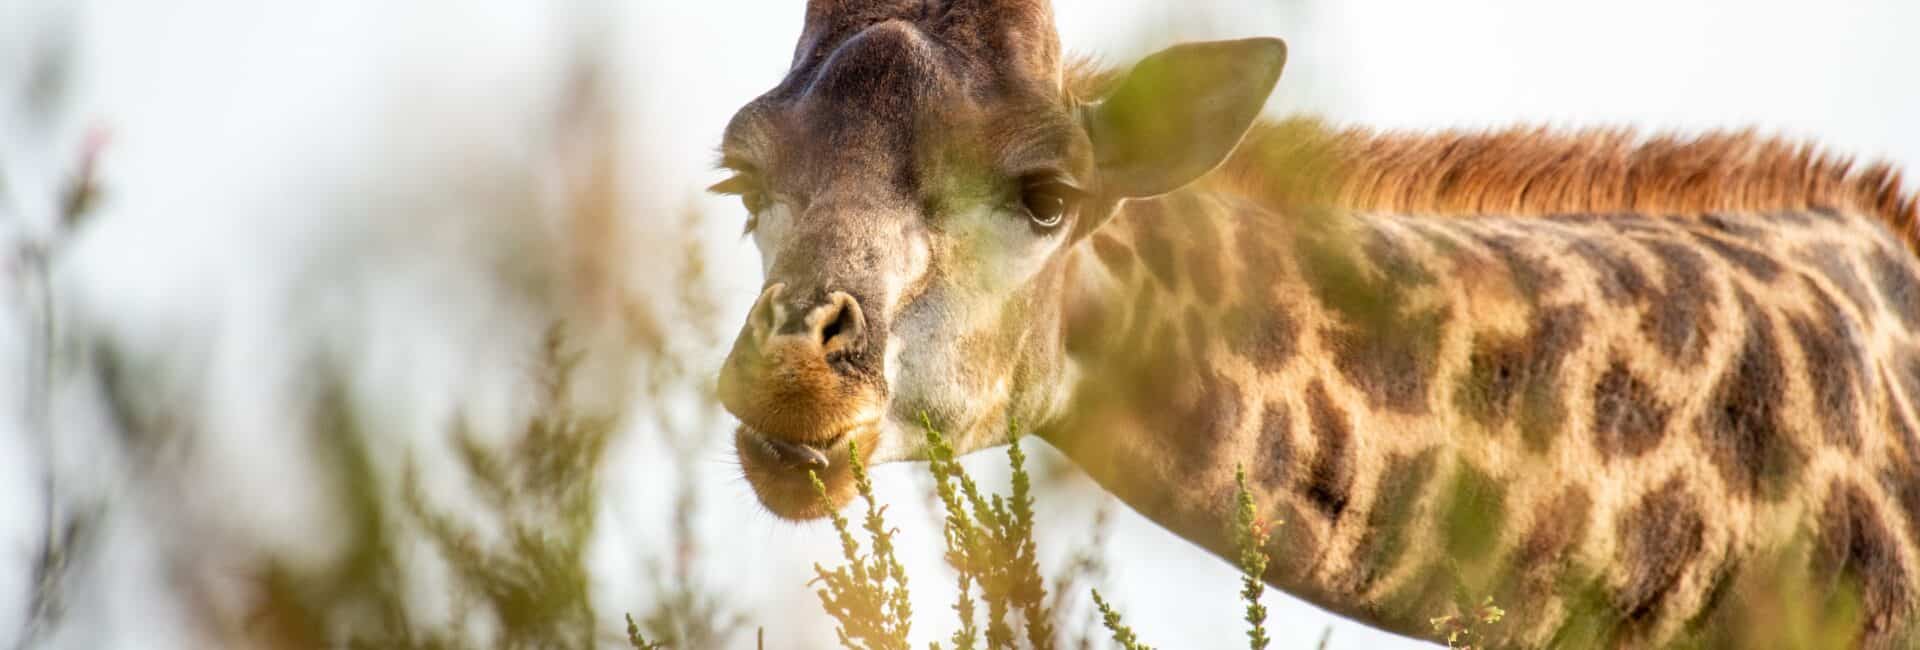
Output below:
[748,283,787,348]
[821,304,850,345]
[815,291,867,352]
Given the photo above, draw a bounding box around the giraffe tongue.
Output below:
[758,432,831,472]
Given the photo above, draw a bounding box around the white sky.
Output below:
[4,1,1917,649]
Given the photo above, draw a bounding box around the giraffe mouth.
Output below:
[739,424,854,472]
[734,420,881,520]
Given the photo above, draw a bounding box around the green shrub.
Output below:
[808,440,915,650]
[796,424,1281,650]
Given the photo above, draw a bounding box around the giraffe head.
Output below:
[712,0,1285,519]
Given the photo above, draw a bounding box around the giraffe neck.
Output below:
[1039,188,1920,647]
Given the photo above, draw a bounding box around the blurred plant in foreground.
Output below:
[1089,465,1279,650]
[1428,597,1504,650]
[622,201,752,649]
[1046,502,1113,650]
[1232,467,1273,650]
[1090,591,1152,650]
[245,325,612,649]
[625,613,666,650]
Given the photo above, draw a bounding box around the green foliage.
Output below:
[922,420,1053,650]
[1045,505,1114,650]
[1090,590,1153,650]
[626,613,666,650]
[242,326,611,649]
[625,200,752,648]
[398,329,608,647]
[804,421,1319,650]
[810,440,916,650]
[399,335,608,647]
[1231,467,1273,650]
[1428,596,1504,650]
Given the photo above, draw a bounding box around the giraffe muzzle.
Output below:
[720,283,891,519]
[718,283,886,436]
[731,419,881,520]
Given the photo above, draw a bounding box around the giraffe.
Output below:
[709,0,1920,646]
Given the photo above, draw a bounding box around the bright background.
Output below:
[3,1,1917,648]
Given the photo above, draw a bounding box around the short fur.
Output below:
[722,3,1920,647]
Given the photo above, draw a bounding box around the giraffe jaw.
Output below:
[734,421,881,521]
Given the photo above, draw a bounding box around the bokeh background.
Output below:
[3,1,1917,648]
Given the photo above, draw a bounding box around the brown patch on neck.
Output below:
[1616,477,1706,635]
[1202,117,1920,254]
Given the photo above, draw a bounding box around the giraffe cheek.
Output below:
[876,323,1011,456]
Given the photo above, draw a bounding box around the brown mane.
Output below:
[1065,61,1920,255]
[1214,119,1919,250]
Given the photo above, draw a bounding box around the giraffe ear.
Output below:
[1083,37,1286,199]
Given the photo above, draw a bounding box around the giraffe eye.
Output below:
[1020,179,1079,232]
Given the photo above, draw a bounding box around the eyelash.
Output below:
[709,172,766,234]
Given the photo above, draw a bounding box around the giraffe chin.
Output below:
[734,423,881,521]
